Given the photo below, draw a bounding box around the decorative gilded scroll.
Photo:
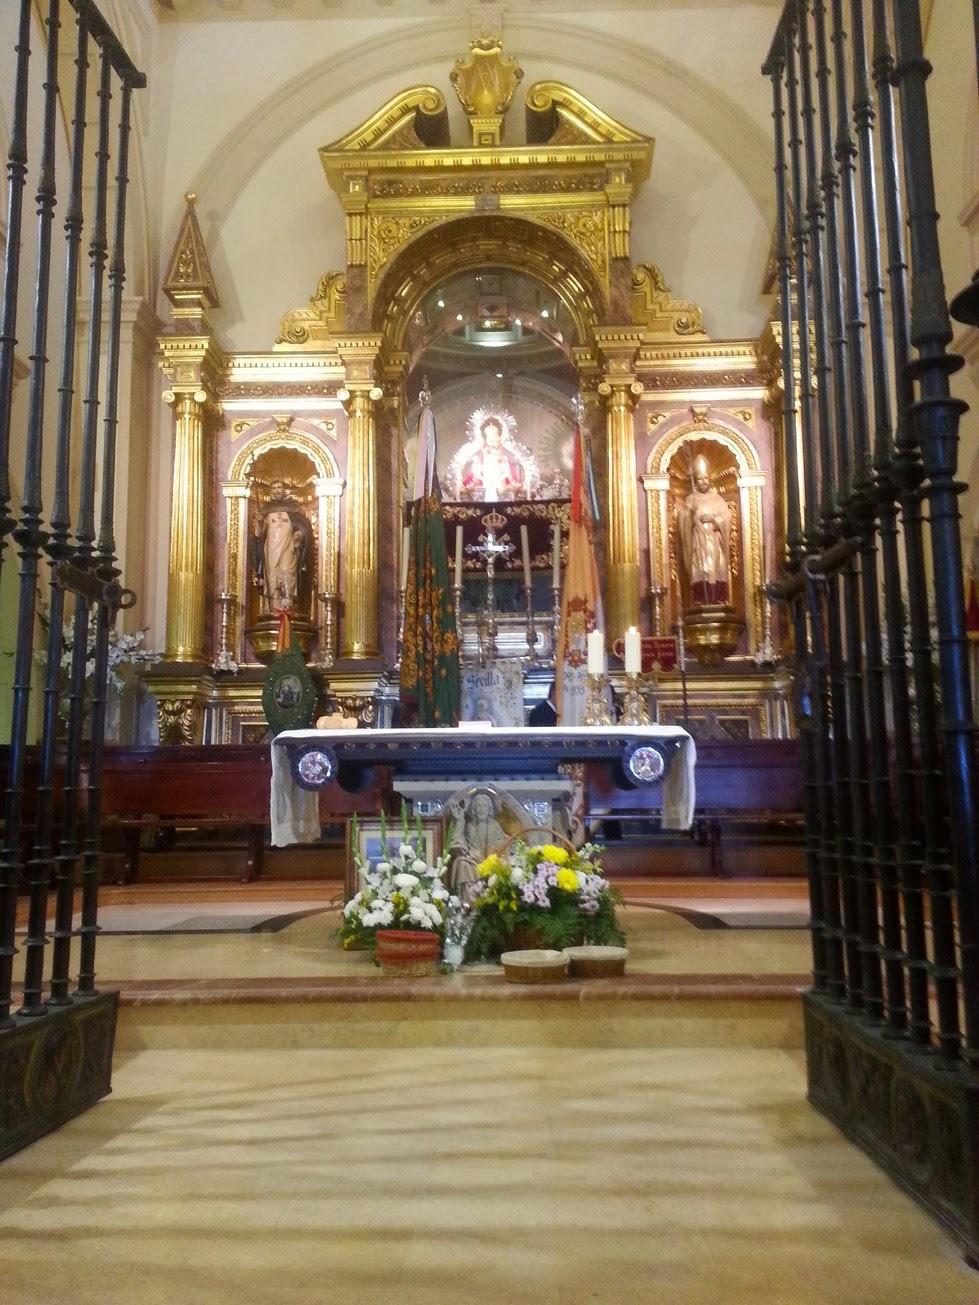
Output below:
[631,264,707,339]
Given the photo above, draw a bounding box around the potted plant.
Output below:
[466,839,624,961]
[339,811,451,975]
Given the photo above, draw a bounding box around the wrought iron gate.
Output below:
[0,0,144,1158]
[764,0,979,1258]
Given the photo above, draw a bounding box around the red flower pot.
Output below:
[375,929,441,977]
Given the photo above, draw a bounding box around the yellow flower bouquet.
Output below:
[466,840,623,960]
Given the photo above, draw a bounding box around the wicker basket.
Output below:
[563,945,628,979]
[500,949,569,984]
[375,929,441,977]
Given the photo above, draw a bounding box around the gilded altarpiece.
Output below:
[148,41,793,744]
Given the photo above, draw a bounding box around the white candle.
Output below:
[454,526,463,589]
[401,525,411,591]
[624,626,641,674]
[551,524,561,588]
[587,628,605,675]
[520,524,532,590]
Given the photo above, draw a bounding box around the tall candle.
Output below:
[454,526,463,589]
[401,525,411,590]
[520,524,532,590]
[624,626,641,674]
[551,524,561,588]
[587,628,605,675]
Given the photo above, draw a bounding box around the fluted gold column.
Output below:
[163,389,208,660]
[598,374,644,640]
[339,381,383,659]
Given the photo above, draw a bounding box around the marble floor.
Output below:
[12,879,814,987]
[2,1044,976,1305]
[4,879,976,1300]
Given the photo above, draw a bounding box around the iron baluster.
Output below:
[7,0,62,1019]
[892,0,979,1063]
[78,79,137,997]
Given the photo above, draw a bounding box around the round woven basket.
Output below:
[500,949,569,984]
[375,929,441,977]
[563,945,628,979]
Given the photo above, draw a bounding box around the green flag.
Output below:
[399,396,460,727]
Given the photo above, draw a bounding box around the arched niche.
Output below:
[370,213,608,352]
[221,421,345,665]
[641,420,767,653]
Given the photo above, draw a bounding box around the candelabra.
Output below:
[212,592,237,673]
[753,583,779,666]
[452,581,463,659]
[465,511,514,662]
[619,672,650,725]
[551,580,562,644]
[648,585,668,637]
[583,673,613,726]
[317,589,337,669]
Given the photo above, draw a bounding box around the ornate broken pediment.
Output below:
[526,82,651,156]
[324,87,450,153]
[312,42,653,301]
[276,272,346,350]
[631,264,708,339]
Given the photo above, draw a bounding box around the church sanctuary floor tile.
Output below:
[1,1046,975,1305]
[11,890,814,989]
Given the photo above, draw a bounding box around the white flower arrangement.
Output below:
[38,600,158,694]
[338,810,453,950]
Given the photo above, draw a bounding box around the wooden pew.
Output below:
[586,738,804,877]
[98,745,388,884]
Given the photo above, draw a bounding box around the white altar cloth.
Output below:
[270,724,696,847]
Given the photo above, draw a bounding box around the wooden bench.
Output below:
[586,738,805,877]
[98,745,388,884]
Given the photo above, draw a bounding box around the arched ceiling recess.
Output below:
[371,214,607,355]
[177,17,773,248]
[405,267,577,378]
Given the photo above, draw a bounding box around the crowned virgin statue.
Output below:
[457,415,528,501]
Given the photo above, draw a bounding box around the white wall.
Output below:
[926,0,979,558]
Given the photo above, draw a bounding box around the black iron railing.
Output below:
[764,0,979,1256]
[0,0,144,1028]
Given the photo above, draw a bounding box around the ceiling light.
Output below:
[540,308,550,319]
[456,313,464,322]
[496,372,503,379]
[436,297,445,308]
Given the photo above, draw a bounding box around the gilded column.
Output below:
[597,370,643,641]
[157,194,224,664]
[163,389,209,659]
[338,370,384,660]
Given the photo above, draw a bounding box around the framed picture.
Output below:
[344,817,443,899]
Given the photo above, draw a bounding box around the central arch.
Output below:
[370,213,609,352]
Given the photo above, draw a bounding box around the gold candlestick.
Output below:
[453,582,463,660]
[212,591,237,673]
[620,672,650,725]
[583,673,613,726]
[317,589,337,669]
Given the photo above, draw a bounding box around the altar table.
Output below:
[270,725,696,847]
